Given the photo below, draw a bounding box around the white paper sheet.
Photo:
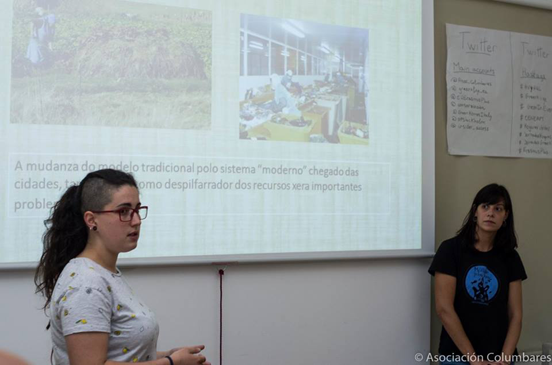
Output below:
[446,24,552,159]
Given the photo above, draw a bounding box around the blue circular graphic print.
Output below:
[464,265,499,305]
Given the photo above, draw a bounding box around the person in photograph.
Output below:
[281,70,292,88]
[335,71,348,91]
[429,184,526,365]
[281,70,302,94]
[270,73,300,116]
[358,68,365,93]
[35,169,210,365]
[26,7,56,66]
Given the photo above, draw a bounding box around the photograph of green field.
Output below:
[11,0,212,129]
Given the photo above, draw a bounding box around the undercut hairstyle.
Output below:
[456,183,518,252]
[34,169,138,310]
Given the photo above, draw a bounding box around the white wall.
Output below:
[0,258,431,364]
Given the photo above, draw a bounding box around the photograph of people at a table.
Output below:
[239,14,369,145]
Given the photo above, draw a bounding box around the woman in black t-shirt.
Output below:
[429,184,527,365]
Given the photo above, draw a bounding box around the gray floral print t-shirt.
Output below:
[49,257,159,364]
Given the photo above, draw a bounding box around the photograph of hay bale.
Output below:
[10,0,212,129]
[239,14,369,145]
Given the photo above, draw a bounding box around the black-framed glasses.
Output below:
[91,206,148,222]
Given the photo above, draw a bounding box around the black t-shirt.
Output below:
[428,237,527,357]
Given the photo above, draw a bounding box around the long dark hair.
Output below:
[34,169,138,310]
[456,183,517,252]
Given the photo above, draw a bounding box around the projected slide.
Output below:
[239,14,369,145]
[0,0,428,265]
[10,0,211,129]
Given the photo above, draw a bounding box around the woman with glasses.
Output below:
[35,169,210,365]
[429,184,526,365]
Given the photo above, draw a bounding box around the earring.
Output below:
[473,216,477,222]
[502,220,507,227]
[90,226,97,231]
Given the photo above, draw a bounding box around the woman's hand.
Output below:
[163,348,182,357]
[169,345,210,365]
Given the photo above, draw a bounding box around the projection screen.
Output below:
[0,0,435,268]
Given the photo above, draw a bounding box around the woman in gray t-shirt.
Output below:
[35,169,210,365]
